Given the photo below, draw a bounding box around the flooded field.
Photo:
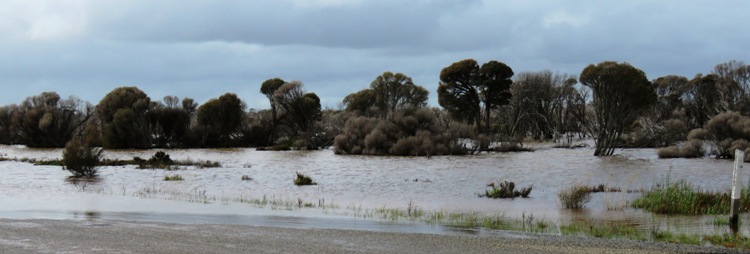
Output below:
[0,144,748,236]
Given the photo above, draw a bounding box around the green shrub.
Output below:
[62,139,103,177]
[481,180,532,199]
[558,185,592,209]
[293,172,316,186]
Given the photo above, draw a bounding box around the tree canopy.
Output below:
[437,59,513,134]
[580,61,656,156]
[98,87,152,149]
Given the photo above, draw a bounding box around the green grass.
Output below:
[163,174,184,181]
[703,233,750,249]
[631,180,750,215]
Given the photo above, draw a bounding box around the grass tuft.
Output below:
[163,174,184,181]
[558,184,592,209]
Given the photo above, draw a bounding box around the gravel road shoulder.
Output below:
[0,219,744,254]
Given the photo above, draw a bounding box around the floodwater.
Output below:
[0,144,748,236]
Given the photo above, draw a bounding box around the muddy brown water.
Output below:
[0,144,748,235]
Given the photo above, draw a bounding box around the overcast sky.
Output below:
[1,0,748,109]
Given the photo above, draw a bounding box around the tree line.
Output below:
[1,59,749,158]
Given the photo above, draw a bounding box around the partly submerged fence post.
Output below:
[731,149,745,228]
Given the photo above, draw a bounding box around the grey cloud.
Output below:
[1,0,750,109]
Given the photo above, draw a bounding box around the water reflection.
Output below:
[65,176,102,191]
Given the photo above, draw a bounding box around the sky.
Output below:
[1,0,748,109]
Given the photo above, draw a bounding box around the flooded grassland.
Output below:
[0,144,748,237]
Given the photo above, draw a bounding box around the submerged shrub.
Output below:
[62,139,103,177]
[558,185,592,209]
[294,172,316,186]
[481,180,532,199]
[657,139,705,158]
[334,108,472,156]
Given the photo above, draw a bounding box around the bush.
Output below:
[334,108,471,156]
[62,139,103,177]
[558,185,592,209]
[481,180,532,199]
[294,172,316,186]
[657,139,705,158]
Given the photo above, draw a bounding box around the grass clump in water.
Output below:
[631,180,750,215]
[558,184,592,209]
[480,180,532,198]
[293,172,317,186]
[163,174,184,181]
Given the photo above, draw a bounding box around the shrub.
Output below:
[294,172,316,186]
[558,185,592,209]
[62,139,103,177]
[657,139,705,158]
[481,180,532,199]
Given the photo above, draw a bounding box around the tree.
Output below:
[683,74,740,128]
[370,72,429,115]
[196,93,246,147]
[478,61,513,133]
[12,92,93,148]
[260,78,286,144]
[98,87,152,149]
[505,71,576,140]
[343,72,429,118]
[273,81,321,136]
[437,59,513,134]
[580,61,656,156]
[343,89,378,115]
[148,96,193,148]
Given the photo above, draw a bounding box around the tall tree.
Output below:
[12,92,93,148]
[97,87,152,149]
[196,93,246,147]
[260,78,285,144]
[148,96,193,148]
[370,72,429,115]
[437,59,513,134]
[580,61,656,156]
[506,71,575,140]
[273,81,321,135]
[683,74,741,128]
[343,72,428,117]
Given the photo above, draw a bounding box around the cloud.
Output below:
[0,0,749,109]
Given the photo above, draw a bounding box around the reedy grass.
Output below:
[631,180,750,215]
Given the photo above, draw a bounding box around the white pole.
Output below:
[731,149,745,226]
